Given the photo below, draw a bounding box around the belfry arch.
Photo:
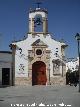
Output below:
[32,61,47,85]
[34,14,43,32]
[29,8,48,34]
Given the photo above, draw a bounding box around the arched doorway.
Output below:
[32,61,47,85]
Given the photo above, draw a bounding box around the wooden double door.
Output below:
[32,61,47,85]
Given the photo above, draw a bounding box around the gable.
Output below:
[31,39,48,47]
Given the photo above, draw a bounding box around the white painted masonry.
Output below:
[13,33,66,77]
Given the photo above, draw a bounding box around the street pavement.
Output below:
[0,85,80,107]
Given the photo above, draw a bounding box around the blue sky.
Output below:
[0,0,80,58]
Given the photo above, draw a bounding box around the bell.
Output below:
[35,17,42,25]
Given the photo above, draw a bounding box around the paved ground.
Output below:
[0,85,80,107]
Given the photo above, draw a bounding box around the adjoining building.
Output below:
[0,51,12,86]
[10,4,67,86]
[66,57,79,72]
[66,57,79,85]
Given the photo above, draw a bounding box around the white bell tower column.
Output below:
[43,17,48,33]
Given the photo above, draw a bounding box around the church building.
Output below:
[10,4,67,86]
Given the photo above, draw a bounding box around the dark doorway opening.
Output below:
[2,68,10,85]
[32,61,47,85]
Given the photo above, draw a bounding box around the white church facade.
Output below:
[10,6,67,85]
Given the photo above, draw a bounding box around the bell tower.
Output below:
[28,2,48,35]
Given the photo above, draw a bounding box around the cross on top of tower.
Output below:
[29,0,48,14]
[36,2,42,8]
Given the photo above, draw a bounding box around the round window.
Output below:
[36,49,42,55]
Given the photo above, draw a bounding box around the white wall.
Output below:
[14,34,64,77]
